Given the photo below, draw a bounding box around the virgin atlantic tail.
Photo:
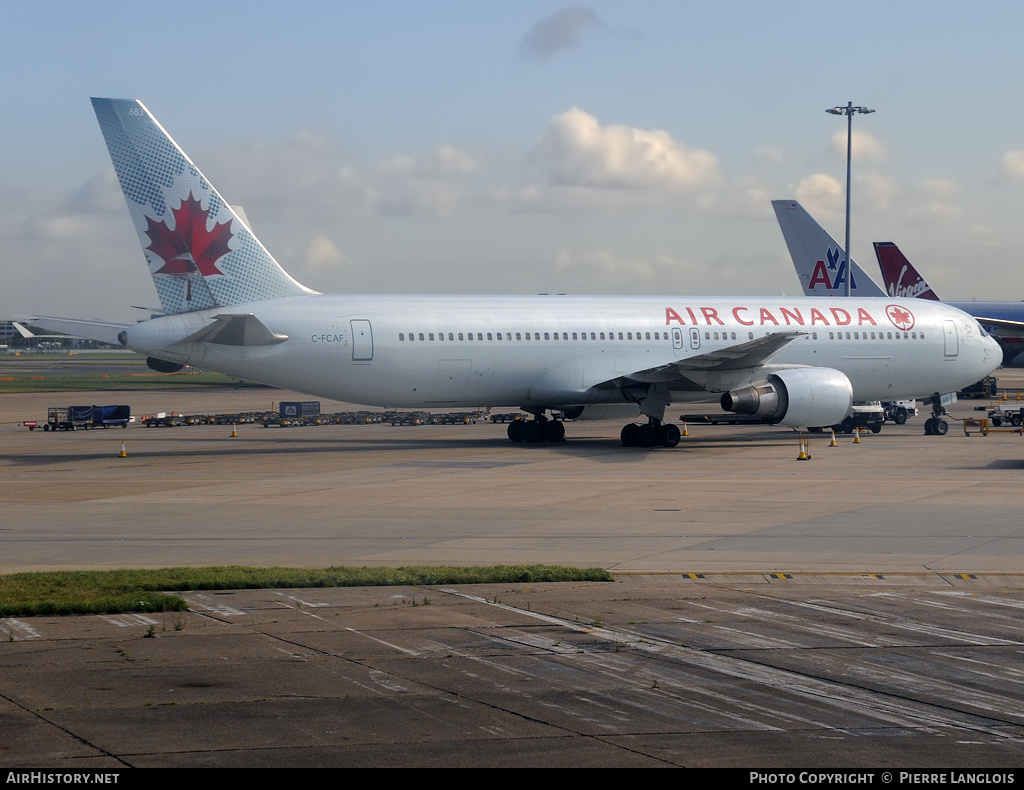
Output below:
[873,242,941,300]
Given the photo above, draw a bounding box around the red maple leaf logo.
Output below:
[144,192,232,279]
[886,304,915,331]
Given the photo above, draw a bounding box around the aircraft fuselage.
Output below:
[123,293,998,410]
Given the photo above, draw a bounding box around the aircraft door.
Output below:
[943,320,959,357]
[689,327,701,350]
[351,319,373,362]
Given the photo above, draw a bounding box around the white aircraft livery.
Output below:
[40,99,1000,447]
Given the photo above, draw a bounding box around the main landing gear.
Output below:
[506,415,566,443]
[620,419,681,448]
[618,386,679,448]
[923,394,949,436]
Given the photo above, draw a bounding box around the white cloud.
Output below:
[792,173,844,217]
[733,183,777,220]
[530,107,719,192]
[205,131,483,223]
[905,178,960,224]
[857,172,898,211]
[754,145,784,164]
[1001,149,1024,179]
[379,145,479,178]
[206,129,377,222]
[376,180,469,218]
[919,178,956,200]
[830,128,885,162]
[303,235,348,271]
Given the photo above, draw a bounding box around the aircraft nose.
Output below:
[981,331,1002,374]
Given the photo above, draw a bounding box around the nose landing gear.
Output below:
[923,394,950,436]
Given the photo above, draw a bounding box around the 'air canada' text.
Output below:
[666,306,878,328]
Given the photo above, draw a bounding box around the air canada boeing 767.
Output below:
[28,100,1001,446]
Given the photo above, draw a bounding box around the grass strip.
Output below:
[0,565,612,617]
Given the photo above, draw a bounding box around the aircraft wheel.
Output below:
[507,420,526,443]
[523,421,545,443]
[545,420,566,442]
[637,423,660,448]
[894,407,907,425]
[933,418,949,436]
[620,423,639,447]
[924,418,935,435]
[660,423,681,448]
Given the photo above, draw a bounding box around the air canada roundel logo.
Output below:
[886,304,915,331]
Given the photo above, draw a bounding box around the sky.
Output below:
[5,1,1024,322]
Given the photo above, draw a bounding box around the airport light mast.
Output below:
[826,102,875,297]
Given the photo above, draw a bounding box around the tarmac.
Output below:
[1,382,1023,767]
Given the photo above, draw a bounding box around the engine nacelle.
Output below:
[147,356,185,374]
[721,367,853,428]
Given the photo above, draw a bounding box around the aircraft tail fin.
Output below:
[873,242,941,300]
[91,98,316,316]
[771,199,886,297]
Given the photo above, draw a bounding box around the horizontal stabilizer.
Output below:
[20,316,130,346]
[179,313,288,346]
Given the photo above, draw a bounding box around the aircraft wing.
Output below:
[650,331,803,374]
[20,316,130,346]
[542,331,806,398]
[971,316,1024,334]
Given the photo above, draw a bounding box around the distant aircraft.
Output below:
[773,198,1024,369]
[772,200,887,298]
[27,100,1001,443]
[874,241,1024,367]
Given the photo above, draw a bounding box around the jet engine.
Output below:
[720,367,853,428]
[146,357,185,374]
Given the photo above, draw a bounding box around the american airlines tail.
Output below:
[771,200,886,297]
[874,242,942,300]
[91,98,316,315]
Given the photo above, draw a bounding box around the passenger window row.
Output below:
[398,331,669,342]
